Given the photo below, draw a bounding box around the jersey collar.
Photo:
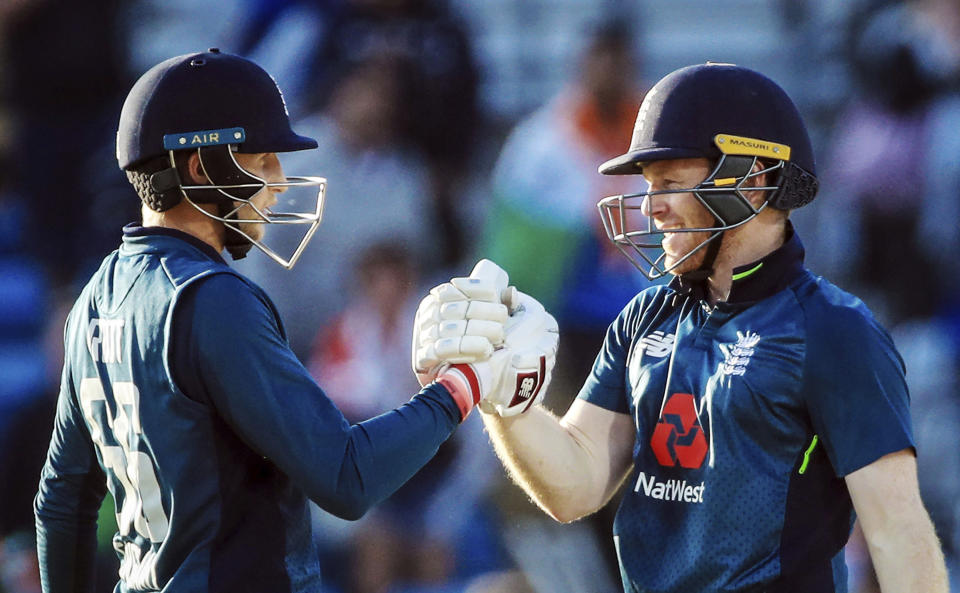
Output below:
[122,223,227,264]
[725,222,805,303]
[669,221,806,305]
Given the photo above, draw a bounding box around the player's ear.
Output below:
[182,152,210,185]
[743,159,769,209]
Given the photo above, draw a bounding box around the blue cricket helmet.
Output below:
[596,63,819,280]
[117,48,317,170]
[599,62,817,211]
[116,49,327,270]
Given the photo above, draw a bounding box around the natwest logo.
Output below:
[633,471,705,503]
[650,393,708,469]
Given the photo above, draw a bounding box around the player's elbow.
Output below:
[321,497,371,521]
[536,491,603,524]
[545,507,585,524]
[314,479,383,520]
[330,506,368,522]
[546,504,599,524]
[514,467,610,524]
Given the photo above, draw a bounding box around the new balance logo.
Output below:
[508,355,547,413]
[633,471,705,503]
[517,377,536,400]
[637,331,675,358]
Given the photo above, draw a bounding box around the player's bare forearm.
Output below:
[866,510,948,593]
[480,399,633,523]
[481,406,588,521]
[847,449,950,593]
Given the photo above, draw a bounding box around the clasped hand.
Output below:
[412,259,559,420]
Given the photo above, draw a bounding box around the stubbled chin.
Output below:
[238,225,264,242]
[662,235,706,275]
[662,234,695,261]
[661,232,682,253]
[664,255,698,275]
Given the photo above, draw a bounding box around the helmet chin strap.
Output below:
[179,191,253,260]
[675,227,724,303]
[221,212,254,260]
[675,153,760,299]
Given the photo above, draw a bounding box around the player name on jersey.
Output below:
[87,318,125,364]
[633,471,705,503]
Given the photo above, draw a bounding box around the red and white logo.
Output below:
[649,393,708,469]
[507,355,547,413]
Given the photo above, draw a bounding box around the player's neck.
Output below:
[141,202,226,255]
[707,212,787,304]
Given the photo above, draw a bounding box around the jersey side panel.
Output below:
[166,271,321,592]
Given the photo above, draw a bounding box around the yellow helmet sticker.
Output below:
[714,134,791,161]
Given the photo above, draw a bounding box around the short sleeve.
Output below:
[802,302,914,477]
[576,298,639,414]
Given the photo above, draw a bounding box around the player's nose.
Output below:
[641,193,665,218]
[265,153,287,193]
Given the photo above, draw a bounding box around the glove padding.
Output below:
[412,259,514,386]
[434,348,510,421]
[478,291,559,417]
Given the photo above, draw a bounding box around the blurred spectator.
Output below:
[302,0,481,268]
[0,0,130,287]
[462,570,535,593]
[476,20,650,593]
[307,242,508,593]
[119,0,252,75]
[804,0,960,321]
[243,1,336,117]
[0,531,41,593]
[236,56,436,357]
[307,242,421,420]
[0,155,55,540]
[480,20,653,398]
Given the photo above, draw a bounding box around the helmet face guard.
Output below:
[171,140,327,269]
[598,148,782,280]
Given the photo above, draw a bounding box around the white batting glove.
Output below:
[412,259,515,386]
[434,349,511,421]
[479,291,559,417]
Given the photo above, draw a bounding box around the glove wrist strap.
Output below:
[436,364,481,421]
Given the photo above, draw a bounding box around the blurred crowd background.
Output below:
[1,0,959,592]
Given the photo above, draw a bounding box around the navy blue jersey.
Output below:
[35,226,461,593]
[579,228,913,593]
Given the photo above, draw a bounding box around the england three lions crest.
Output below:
[718,331,761,377]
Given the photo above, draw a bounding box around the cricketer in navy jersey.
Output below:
[580,226,912,592]
[36,226,466,592]
[35,50,514,593]
[476,62,949,593]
